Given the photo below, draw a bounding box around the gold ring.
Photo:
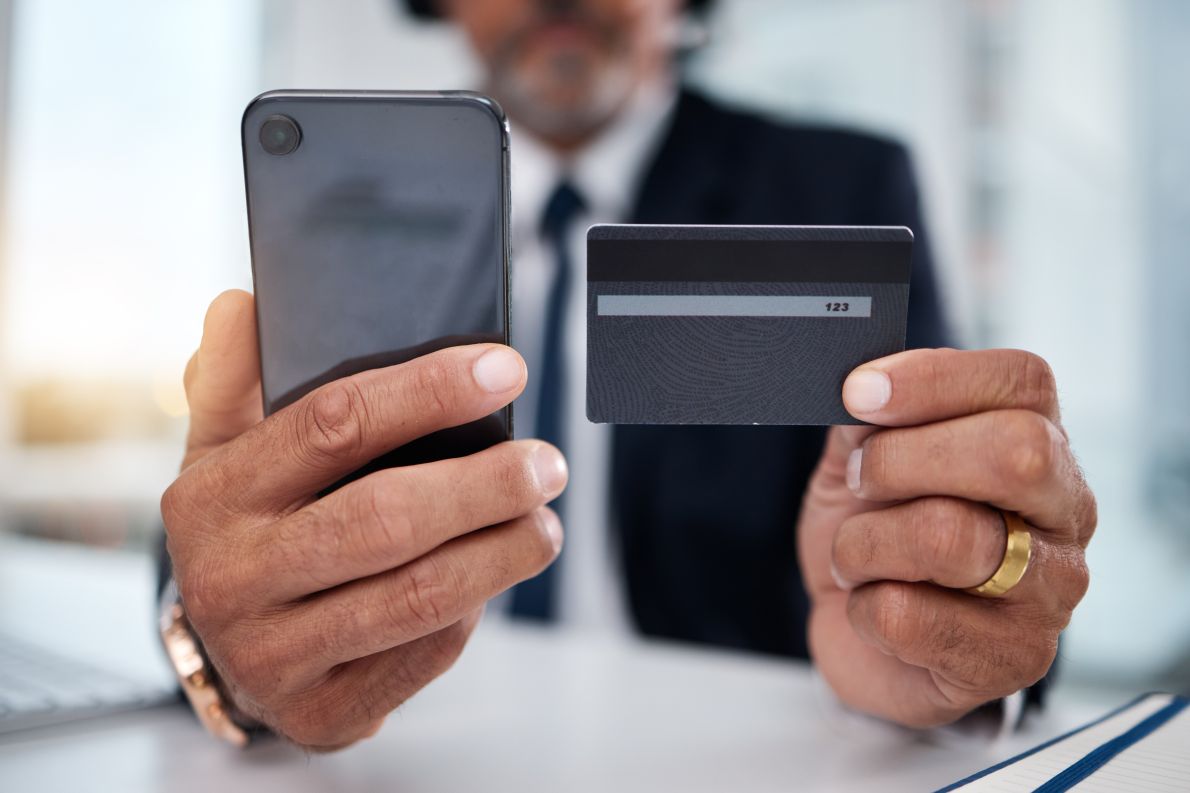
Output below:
[966,510,1033,598]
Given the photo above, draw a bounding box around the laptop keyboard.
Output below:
[0,632,175,735]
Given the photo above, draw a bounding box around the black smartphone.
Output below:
[242,90,512,475]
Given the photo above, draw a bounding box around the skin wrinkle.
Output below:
[158,8,1100,739]
[837,426,1090,714]
[275,504,351,596]
[358,478,418,570]
[169,292,561,745]
[862,584,1009,695]
[852,409,1086,532]
[408,358,456,425]
[852,348,1086,723]
[919,502,962,582]
[831,497,1006,589]
[298,381,369,473]
[923,499,996,584]
[1001,418,1056,492]
[1017,351,1060,423]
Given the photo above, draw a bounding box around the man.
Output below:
[160,0,1096,750]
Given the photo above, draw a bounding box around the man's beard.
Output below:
[488,56,636,145]
[482,4,638,146]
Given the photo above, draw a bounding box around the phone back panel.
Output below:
[242,91,511,469]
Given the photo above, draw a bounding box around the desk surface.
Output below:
[0,537,1114,793]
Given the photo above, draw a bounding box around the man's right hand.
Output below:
[161,290,567,751]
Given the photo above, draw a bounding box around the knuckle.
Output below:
[1001,631,1058,691]
[494,446,541,507]
[275,702,342,749]
[394,556,466,636]
[932,625,997,689]
[1075,484,1099,546]
[1070,557,1091,605]
[407,358,459,422]
[926,616,1017,692]
[310,594,366,662]
[353,686,393,727]
[993,411,1062,488]
[299,381,368,466]
[1015,351,1058,412]
[832,515,874,577]
[527,512,559,569]
[176,561,234,632]
[502,510,560,580]
[427,620,471,671]
[1026,636,1059,684]
[159,480,185,530]
[1055,552,1091,614]
[214,631,283,697]
[273,506,344,591]
[869,582,921,652]
[161,465,232,541]
[917,498,968,572]
[354,476,419,561]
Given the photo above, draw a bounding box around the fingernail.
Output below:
[843,369,891,415]
[473,347,524,394]
[830,562,855,592]
[846,447,863,494]
[541,508,564,554]
[532,443,568,498]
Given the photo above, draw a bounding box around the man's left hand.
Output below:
[798,348,1097,728]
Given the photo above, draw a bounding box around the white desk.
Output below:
[0,536,1115,793]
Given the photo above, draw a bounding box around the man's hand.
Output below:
[162,290,567,750]
[798,348,1096,728]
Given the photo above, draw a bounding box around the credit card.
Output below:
[586,224,912,426]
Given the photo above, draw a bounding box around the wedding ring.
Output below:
[966,510,1033,598]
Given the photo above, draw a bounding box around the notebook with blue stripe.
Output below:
[938,692,1189,792]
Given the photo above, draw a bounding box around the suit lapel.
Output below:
[628,90,738,224]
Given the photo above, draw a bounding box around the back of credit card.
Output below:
[586,224,912,426]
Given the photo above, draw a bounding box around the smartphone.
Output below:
[242,90,512,476]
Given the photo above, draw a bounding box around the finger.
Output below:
[843,348,1061,427]
[274,609,483,751]
[848,409,1096,536]
[812,424,879,488]
[252,440,568,603]
[203,343,528,512]
[831,498,1007,591]
[846,582,1057,702]
[279,507,561,677]
[183,290,263,465]
[810,594,985,727]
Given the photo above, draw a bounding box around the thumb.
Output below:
[182,289,262,468]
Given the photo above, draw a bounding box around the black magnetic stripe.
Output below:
[587,239,912,283]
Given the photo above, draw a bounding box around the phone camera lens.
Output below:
[259,115,301,156]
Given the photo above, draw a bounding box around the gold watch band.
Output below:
[158,579,251,748]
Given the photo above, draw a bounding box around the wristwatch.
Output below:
[158,577,252,747]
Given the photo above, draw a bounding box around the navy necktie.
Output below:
[510,181,586,621]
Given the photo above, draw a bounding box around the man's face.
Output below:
[441,0,683,148]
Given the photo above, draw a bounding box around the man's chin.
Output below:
[490,70,635,148]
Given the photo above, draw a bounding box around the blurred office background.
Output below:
[0,0,1186,693]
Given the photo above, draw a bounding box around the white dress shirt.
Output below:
[504,76,678,634]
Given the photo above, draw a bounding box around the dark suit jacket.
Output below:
[610,89,948,660]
